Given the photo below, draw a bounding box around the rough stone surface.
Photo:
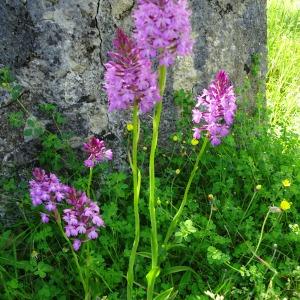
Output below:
[0,0,267,189]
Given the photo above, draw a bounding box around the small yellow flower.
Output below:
[256,184,262,191]
[175,169,181,175]
[191,138,199,146]
[280,199,292,211]
[126,123,134,132]
[172,135,178,142]
[143,146,147,151]
[282,179,291,187]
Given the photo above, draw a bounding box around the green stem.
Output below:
[147,66,167,300]
[55,212,89,299]
[164,137,209,245]
[224,262,242,274]
[239,191,257,225]
[87,167,93,198]
[127,101,141,300]
[147,65,167,300]
[246,209,271,266]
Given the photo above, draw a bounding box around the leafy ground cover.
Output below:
[0,0,300,299]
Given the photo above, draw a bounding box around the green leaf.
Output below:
[7,279,19,289]
[0,230,11,249]
[154,288,174,300]
[24,128,33,136]
[34,262,53,278]
[162,266,199,277]
[23,115,45,141]
[137,252,152,259]
[8,111,24,128]
[11,84,22,100]
[27,119,35,127]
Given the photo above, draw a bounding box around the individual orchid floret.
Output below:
[63,187,105,251]
[29,168,68,213]
[104,28,161,113]
[40,213,50,223]
[192,70,237,146]
[133,0,194,66]
[83,137,113,168]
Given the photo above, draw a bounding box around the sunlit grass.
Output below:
[267,0,300,131]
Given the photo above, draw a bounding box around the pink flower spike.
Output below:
[83,137,113,168]
[63,188,105,247]
[29,168,67,214]
[133,0,194,66]
[104,28,160,113]
[191,70,236,146]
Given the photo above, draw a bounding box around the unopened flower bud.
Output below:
[255,184,262,191]
[127,123,134,132]
[208,194,214,201]
[191,138,199,146]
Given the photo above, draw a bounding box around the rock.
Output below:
[0,0,267,219]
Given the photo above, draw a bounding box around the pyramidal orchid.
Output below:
[192,70,237,146]
[104,28,160,113]
[63,187,105,251]
[29,168,105,251]
[29,168,68,222]
[133,0,194,66]
[83,136,113,168]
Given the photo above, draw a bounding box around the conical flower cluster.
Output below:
[29,167,105,251]
[63,188,105,251]
[133,0,193,66]
[83,137,112,168]
[29,168,68,215]
[192,70,237,146]
[104,29,161,113]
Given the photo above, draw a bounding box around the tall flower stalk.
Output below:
[133,1,193,298]
[147,65,167,300]
[164,137,209,245]
[127,101,141,299]
[165,70,236,245]
[104,28,160,299]
[29,168,107,300]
